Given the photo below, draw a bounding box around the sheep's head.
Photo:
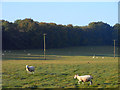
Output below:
[74,74,78,79]
[26,65,28,68]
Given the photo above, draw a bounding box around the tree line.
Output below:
[1,18,119,50]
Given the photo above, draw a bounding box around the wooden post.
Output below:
[43,33,46,60]
[114,40,115,59]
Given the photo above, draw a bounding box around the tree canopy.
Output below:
[1,18,119,50]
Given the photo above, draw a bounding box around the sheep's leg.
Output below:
[90,81,92,85]
[78,81,80,84]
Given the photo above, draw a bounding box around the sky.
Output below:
[1,1,118,26]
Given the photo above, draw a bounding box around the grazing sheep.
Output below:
[102,57,104,59]
[92,56,95,58]
[74,74,93,85]
[96,57,98,59]
[26,65,35,74]
[92,54,96,59]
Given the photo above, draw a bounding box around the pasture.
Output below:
[2,46,119,88]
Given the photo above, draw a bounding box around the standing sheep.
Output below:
[74,74,93,85]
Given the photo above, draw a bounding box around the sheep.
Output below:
[102,57,104,59]
[96,57,98,59]
[92,56,95,58]
[92,54,96,59]
[74,74,93,85]
[27,53,31,56]
[26,65,35,74]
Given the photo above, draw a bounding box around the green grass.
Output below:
[2,46,119,88]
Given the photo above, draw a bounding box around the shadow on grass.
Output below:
[103,83,111,85]
[74,84,79,88]
[27,85,38,89]
[2,55,64,61]
[3,58,56,60]
[2,55,59,60]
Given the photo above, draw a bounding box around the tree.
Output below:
[1,18,118,50]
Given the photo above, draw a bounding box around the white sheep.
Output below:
[92,54,95,59]
[74,74,93,85]
[27,53,31,56]
[96,57,98,59]
[26,65,35,74]
[102,57,104,59]
[92,56,95,58]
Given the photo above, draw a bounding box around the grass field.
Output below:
[2,46,119,88]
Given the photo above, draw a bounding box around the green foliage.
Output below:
[2,18,119,50]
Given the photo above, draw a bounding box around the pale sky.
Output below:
[1,1,118,26]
